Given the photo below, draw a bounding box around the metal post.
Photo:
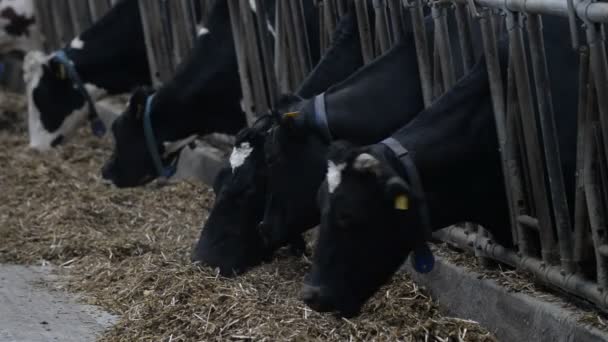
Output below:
[506,11,558,265]
[227,0,256,124]
[87,0,112,22]
[583,18,608,170]
[526,14,574,274]
[354,0,374,64]
[574,47,592,272]
[454,3,474,73]
[407,0,433,107]
[373,0,391,54]
[66,0,93,35]
[387,0,405,43]
[255,0,279,107]
[432,4,456,90]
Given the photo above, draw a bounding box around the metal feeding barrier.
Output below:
[33,0,120,52]
[138,0,214,86]
[33,0,608,312]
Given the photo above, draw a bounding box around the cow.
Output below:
[257,14,480,255]
[191,4,365,276]
[0,0,41,55]
[101,0,320,188]
[303,16,579,317]
[25,0,150,150]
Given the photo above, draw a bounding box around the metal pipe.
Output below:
[454,3,474,73]
[354,0,375,64]
[506,11,558,265]
[517,215,539,231]
[255,0,279,107]
[227,0,256,124]
[583,17,608,170]
[407,0,433,107]
[574,47,591,271]
[432,4,456,90]
[506,61,534,255]
[374,0,391,53]
[240,1,268,116]
[526,14,575,274]
[435,227,608,311]
[388,0,405,43]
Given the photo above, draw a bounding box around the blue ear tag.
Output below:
[0,62,5,78]
[163,164,177,179]
[91,118,106,137]
[410,244,435,273]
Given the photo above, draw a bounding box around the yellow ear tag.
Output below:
[394,194,409,211]
[58,64,67,80]
[283,111,300,119]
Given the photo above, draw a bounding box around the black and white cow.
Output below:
[304,16,578,316]
[190,4,365,275]
[25,0,150,150]
[0,0,41,54]
[101,0,320,188]
[258,14,481,253]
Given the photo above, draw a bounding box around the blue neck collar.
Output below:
[53,50,106,137]
[143,94,176,179]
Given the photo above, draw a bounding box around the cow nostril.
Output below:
[301,284,321,305]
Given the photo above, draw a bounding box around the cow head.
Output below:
[302,141,428,317]
[24,50,91,150]
[259,97,330,249]
[192,116,273,275]
[102,87,182,187]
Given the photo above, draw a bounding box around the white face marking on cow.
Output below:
[197,26,209,36]
[24,51,108,150]
[249,0,257,12]
[327,161,346,194]
[70,36,84,49]
[230,142,254,173]
[353,153,380,173]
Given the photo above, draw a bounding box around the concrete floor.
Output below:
[0,265,116,342]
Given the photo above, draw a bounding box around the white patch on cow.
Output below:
[353,153,380,172]
[230,142,254,172]
[249,0,257,12]
[327,161,346,194]
[266,20,276,38]
[70,36,85,49]
[0,0,42,54]
[197,26,209,36]
[24,50,108,150]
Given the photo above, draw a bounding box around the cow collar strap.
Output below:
[313,93,332,142]
[53,50,106,137]
[380,137,435,274]
[143,94,176,179]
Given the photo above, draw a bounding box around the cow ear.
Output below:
[385,176,411,211]
[48,58,67,80]
[352,153,381,175]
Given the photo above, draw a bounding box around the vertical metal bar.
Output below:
[373,0,391,54]
[574,47,592,271]
[454,3,474,73]
[287,0,312,76]
[388,0,404,44]
[241,0,269,115]
[507,11,558,265]
[526,14,574,273]
[66,0,93,35]
[87,0,112,22]
[255,0,279,107]
[281,1,305,84]
[407,0,433,107]
[138,0,172,86]
[584,90,608,289]
[227,0,255,124]
[354,0,374,64]
[584,20,608,170]
[432,4,456,90]
[477,8,524,258]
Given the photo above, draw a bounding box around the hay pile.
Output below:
[0,123,495,340]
